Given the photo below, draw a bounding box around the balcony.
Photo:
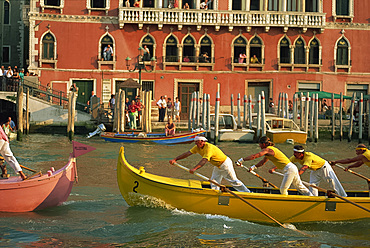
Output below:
[119,8,326,33]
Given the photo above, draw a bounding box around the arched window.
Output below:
[200,36,212,63]
[165,35,178,62]
[4,1,10,25]
[233,36,247,63]
[249,36,262,64]
[336,38,349,65]
[101,35,113,61]
[279,37,291,63]
[309,38,320,64]
[182,35,195,62]
[294,37,305,64]
[42,33,55,60]
[141,35,154,61]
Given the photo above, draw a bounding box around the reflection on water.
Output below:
[0,135,369,247]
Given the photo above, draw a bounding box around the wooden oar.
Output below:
[20,164,37,173]
[23,171,42,181]
[240,165,279,189]
[173,162,310,236]
[332,164,370,183]
[272,171,370,214]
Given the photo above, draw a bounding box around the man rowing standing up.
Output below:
[290,145,347,197]
[236,136,312,196]
[331,144,370,172]
[0,125,27,180]
[169,136,250,192]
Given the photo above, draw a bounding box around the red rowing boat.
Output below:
[0,156,77,212]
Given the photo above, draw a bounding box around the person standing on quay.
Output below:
[236,136,312,196]
[290,145,347,197]
[157,96,166,122]
[174,97,181,122]
[0,126,27,180]
[170,136,250,192]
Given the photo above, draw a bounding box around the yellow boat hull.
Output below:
[267,130,307,144]
[117,147,370,223]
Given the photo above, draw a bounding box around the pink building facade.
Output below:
[28,0,370,119]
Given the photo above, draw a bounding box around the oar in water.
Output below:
[331,163,370,183]
[272,171,370,214]
[239,164,279,189]
[173,162,310,236]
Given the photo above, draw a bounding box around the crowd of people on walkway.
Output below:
[0,65,26,91]
[170,135,369,197]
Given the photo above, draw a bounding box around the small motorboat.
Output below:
[253,115,307,143]
[209,114,255,142]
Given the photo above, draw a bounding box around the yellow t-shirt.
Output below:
[362,149,370,167]
[265,146,291,170]
[190,142,227,167]
[290,152,326,171]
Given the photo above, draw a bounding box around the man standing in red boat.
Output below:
[0,126,27,180]
[169,136,250,192]
[236,136,312,196]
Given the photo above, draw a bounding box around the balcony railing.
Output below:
[119,8,326,31]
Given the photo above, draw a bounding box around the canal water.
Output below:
[0,134,369,247]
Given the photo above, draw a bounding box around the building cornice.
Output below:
[28,12,119,24]
[326,22,370,30]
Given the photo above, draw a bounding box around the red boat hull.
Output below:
[0,158,76,212]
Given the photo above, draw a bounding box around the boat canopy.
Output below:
[295,91,354,99]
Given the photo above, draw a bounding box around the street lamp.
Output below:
[125,47,156,86]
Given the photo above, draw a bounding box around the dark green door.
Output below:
[178,83,199,120]
[74,80,93,111]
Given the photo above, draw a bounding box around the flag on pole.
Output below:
[72,141,96,158]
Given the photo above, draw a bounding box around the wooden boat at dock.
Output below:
[101,130,206,144]
[117,147,370,223]
[209,114,255,142]
[0,156,77,212]
[253,115,307,144]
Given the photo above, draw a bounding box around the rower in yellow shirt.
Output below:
[169,136,250,192]
[331,144,370,171]
[290,145,347,197]
[237,136,312,196]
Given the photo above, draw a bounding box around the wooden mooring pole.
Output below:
[16,84,23,141]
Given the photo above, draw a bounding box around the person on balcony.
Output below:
[125,0,130,7]
[238,53,246,63]
[201,52,209,62]
[103,45,113,61]
[183,56,190,62]
[134,0,140,7]
[183,2,190,9]
[143,45,151,61]
[250,55,260,64]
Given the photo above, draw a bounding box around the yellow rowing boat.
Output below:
[117,147,370,223]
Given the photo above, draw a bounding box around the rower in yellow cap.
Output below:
[331,144,370,171]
